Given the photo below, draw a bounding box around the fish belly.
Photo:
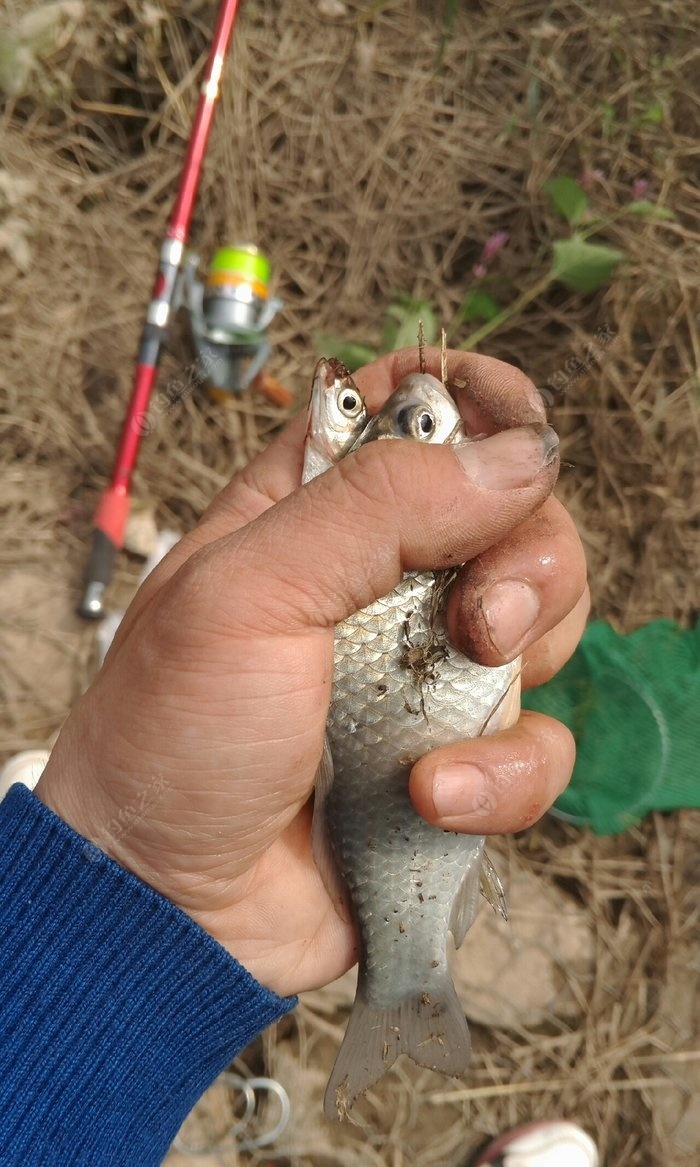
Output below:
[324,756,482,1006]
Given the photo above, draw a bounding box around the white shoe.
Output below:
[473,1120,599,1167]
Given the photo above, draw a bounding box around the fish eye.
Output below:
[418,411,435,436]
[396,406,436,439]
[337,389,363,418]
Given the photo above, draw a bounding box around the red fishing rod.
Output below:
[79,0,242,619]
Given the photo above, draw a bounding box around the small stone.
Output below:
[123,507,158,558]
[317,0,347,17]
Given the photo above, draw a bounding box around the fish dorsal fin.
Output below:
[448,842,484,948]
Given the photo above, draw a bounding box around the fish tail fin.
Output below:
[323,975,470,1121]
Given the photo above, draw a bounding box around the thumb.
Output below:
[163,424,559,639]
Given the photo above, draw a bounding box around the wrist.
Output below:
[34,727,175,907]
[36,744,114,856]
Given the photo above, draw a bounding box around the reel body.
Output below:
[182,243,284,397]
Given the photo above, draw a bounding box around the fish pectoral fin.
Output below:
[448,844,485,948]
[480,666,522,735]
[324,976,471,1122]
[480,850,509,921]
[311,737,352,923]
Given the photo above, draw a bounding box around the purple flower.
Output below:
[473,231,509,278]
[631,177,649,200]
[481,231,509,262]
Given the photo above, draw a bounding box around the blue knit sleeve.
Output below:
[0,783,296,1166]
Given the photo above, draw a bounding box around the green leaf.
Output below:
[381,298,437,353]
[313,336,377,373]
[551,236,624,293]
[640,100,664,124]
[460,290,501,323]
[626,200,675,221]
[544,176,589,224]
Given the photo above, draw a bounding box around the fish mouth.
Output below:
[306,356,364,462]
[306,357,337,443]
[313,356,352,395]
[325,356,352,381]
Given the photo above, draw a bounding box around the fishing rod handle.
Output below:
[78,528,118,620]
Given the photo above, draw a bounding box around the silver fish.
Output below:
[303,357,368,484]
[308,371,520,1120]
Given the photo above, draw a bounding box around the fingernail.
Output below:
[481,578,540,658]
[432,764,492,820]
[453,424,559,489]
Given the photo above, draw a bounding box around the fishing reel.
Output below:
[180,243,290,405]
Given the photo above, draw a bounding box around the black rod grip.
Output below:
[78,529,117,620]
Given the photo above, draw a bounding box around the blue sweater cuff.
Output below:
[0,784,296,1166]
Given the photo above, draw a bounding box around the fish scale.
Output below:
[326,570,516,1001]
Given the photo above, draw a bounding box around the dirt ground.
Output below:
[1,1,698,1164]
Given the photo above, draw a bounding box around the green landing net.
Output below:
[522,619,700,835]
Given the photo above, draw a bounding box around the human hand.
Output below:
[37,348,588,998]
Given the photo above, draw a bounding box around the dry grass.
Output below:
[1,0,698,1163]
